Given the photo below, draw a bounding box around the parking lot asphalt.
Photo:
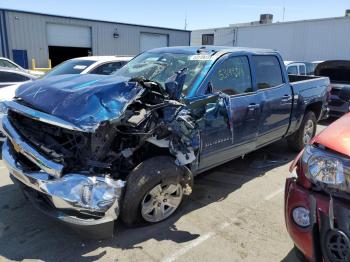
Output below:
[0,123,329,262]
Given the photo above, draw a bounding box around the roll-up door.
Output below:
[140,33,168,52]
[47,23,92,48]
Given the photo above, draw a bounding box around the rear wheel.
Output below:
[288,111,317,152]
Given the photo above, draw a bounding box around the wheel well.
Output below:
[137,142,174,163]
[305,102,323,120]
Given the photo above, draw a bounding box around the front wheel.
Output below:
[288,111,317,152]
[141,183,183,223]
[121,156,193,226]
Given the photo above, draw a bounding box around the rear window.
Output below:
[90,62,124,75]
[44,59,95,78]
[253,56,283,89]
[287,66,298,75]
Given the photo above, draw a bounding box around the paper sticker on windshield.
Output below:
[189,55,213,61]
[73,65,88,70]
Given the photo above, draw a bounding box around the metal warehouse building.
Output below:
[0,9,190,68]
[191,14,350,62]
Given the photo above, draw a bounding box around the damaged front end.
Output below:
[2,69,202,238]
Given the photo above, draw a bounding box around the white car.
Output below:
[0,83,22,141]
[0,57,45,77]
[44,56,133,78]
[0,69,37,141]
[0,68,37,88]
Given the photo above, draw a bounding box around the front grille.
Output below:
[8,110,91,168]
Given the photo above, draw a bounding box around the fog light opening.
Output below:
[292,207,311,228]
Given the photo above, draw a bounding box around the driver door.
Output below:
[196,55,261,171]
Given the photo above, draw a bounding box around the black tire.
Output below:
[294,245,308,262]
[121,156,193,227]
[288,111,317,152]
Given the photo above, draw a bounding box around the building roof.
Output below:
[193,15,350,31]
[0,8,190,33]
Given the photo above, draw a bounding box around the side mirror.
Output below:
[187,93,219,110]
[339,87,350,101]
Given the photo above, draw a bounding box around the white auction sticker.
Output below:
[73,65,88,70]
[189,54,213,61]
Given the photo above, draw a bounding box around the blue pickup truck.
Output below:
[0,46,330,238]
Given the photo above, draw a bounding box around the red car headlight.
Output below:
[298,145,348,192]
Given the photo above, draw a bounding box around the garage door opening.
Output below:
[47,23,92,66]
[48,46,91,66]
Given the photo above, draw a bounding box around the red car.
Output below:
[285,89,350,262]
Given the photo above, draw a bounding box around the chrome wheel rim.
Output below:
[303,119,315,145]
[141,183,183,223]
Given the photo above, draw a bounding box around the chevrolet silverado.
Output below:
[0,46,330,238]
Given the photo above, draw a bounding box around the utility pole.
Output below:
[184,13,188,30]
[283,7,285,22]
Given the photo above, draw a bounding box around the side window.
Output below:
[90,62,123,75]
[299,65,306,75]
[210,56,252,95]
[202,34,214,45]
[0,72,28,82]
[253,56,284,89]
[287,66,298,75]
[0,59,18,69]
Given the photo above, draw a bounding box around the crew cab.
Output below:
[0,46,330,238]
[285,88,350,261]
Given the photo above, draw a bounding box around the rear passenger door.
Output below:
[252,55,293,147]
[198,55,261,169]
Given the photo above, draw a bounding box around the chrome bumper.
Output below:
[1,108,125,238]
[2,139,123,217]
[2,115,64,177]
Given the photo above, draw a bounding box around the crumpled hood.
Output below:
[15,74,143,131]
[312,113,350,156]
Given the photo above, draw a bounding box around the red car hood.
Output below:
[313,113,350,156]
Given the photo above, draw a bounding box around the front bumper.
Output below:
[285,178,350,261]
[1,113,125,239]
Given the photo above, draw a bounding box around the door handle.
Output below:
[281,95,292,102]
[282,94,292,101]
[247,103,260,111]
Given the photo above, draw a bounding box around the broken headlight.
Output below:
[41,175,124,213]
[301,145,349,192]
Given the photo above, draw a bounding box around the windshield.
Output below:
[115,51,212,95]
[44,59,95,78]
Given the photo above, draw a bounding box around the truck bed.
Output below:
[287,74,330,135]
[289,74,329,95]
[288,74,328,83]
